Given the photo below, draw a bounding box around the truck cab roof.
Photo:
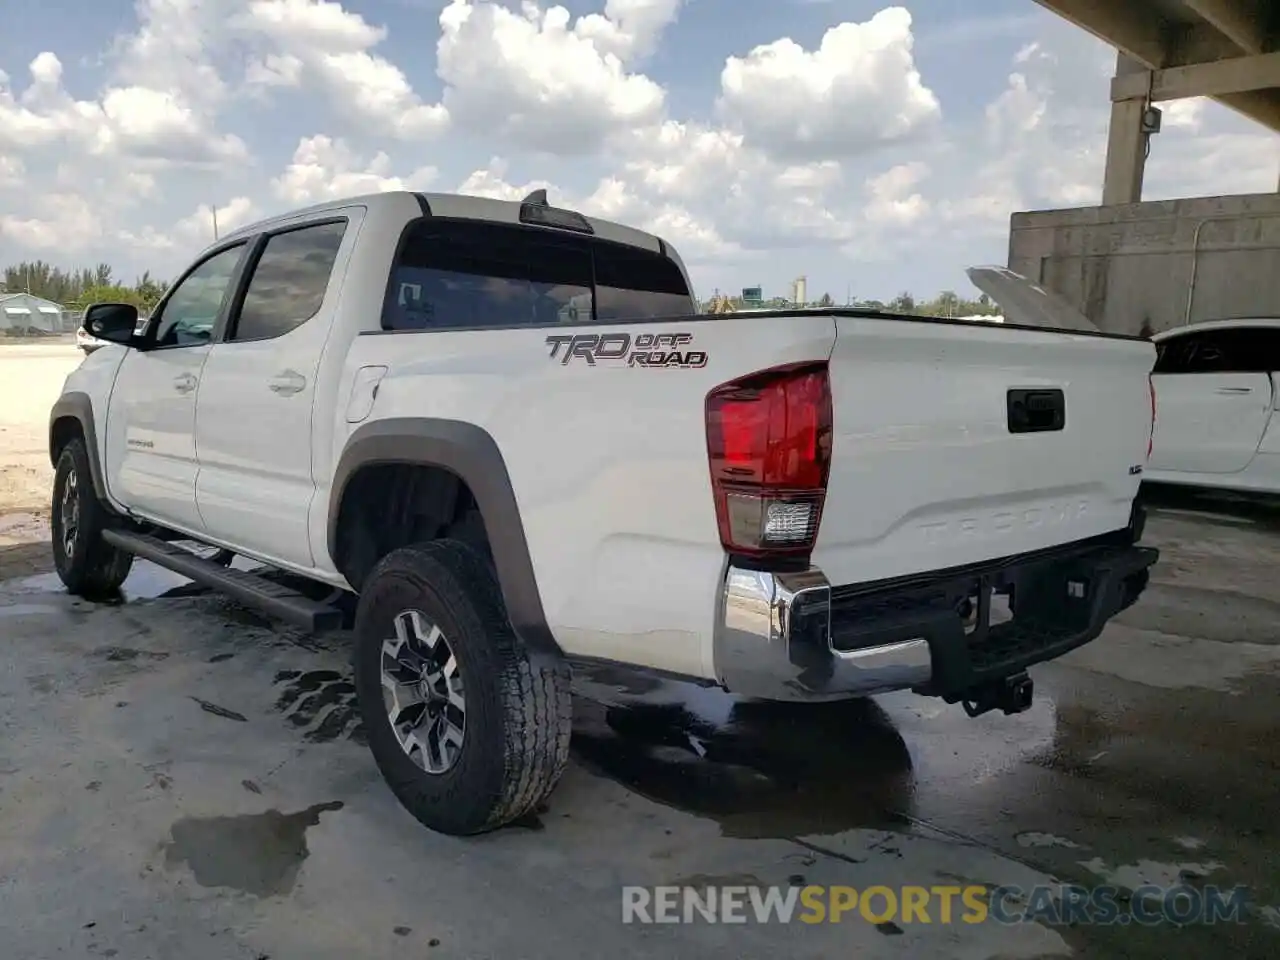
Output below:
[218,189,670,259]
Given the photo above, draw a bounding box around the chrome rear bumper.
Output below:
[712,529,1157,703]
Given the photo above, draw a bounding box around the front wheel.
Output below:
[353,540,571,836]
[50,437,133,597]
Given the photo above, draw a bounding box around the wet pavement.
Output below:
[1,489,1278,958]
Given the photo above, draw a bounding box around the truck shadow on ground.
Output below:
[1,544,917,842]
[263,659,918,840]
[1138,482,1280,530]
[570,683,915,839]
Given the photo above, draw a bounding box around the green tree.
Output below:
[2,260,171,311]
[133,272,169,313]
[71,284,150,312]
[888,291,915,313]
[934,290,961,317]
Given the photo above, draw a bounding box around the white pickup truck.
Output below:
[49,190,1158,835]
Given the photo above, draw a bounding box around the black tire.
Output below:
[353,540,571,835]
[50,436,134,597]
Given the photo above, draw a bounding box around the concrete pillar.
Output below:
[1102,100,1148,205]
[1103,54,1150,206]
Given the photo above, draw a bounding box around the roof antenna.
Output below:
[522,188,549,206]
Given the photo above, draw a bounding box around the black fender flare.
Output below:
[328,418,561,657]
[48,392,119,516]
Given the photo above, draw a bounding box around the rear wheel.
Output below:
[50,436,133,597]
[353,540,571,835]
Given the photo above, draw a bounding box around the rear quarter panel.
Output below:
[338,315,837,679]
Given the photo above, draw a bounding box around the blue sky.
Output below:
[1,0,1276,302]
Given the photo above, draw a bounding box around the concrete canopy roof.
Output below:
[1033,0,1280,131]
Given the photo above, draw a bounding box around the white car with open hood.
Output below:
[48,190,1159,836]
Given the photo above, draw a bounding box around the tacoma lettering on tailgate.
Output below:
[919,500,1090,545]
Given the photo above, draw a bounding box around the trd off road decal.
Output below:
[545,332,708,368]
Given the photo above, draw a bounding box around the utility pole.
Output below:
[211,204,219,241]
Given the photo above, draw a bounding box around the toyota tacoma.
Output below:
[48,190,1158,835]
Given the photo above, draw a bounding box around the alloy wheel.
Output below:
[59,465,80,559]
[381,610,467,774]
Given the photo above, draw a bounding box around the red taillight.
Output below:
[705,363,833,559]
[1147,376,1156,460]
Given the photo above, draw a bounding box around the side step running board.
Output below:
[102,529,344,632]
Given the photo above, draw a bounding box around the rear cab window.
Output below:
[382,219,693,331]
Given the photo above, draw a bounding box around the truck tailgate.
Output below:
[811,316,1155,586]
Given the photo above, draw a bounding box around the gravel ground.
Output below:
[0,341,81,543]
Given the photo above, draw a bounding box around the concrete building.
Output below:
[0,292,69,335]
[1009,1,1280,334]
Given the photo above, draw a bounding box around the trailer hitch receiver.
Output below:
[961,672,1034,718]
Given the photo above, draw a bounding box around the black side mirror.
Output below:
[84,303,141,347]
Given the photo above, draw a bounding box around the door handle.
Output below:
[269,370,307,395]
[1215,387,1252,394]
[173,373,197,394]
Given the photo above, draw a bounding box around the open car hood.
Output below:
[965,265,1100,333]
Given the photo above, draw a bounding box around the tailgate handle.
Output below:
[1007,389,1065,434]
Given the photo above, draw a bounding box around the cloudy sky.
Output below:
[1,0,1277,302]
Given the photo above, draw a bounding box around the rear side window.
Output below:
[231,220,347,342]
[382,219,692,331]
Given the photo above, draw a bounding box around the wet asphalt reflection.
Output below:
[2,485,1277,957]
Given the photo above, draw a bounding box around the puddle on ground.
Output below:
[569,676,914,839]
[1078,855,1226,890]
[163,800,344,896]
[4,549,272,603]
[9,562,193,601]
[272,670,364,744]
[0,602,62,619]
[1140,485,1280,533]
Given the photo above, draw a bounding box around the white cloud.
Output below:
[97,86,249,164]
[457,157,556,202]
[455,157,743,264]
[243,0,385,51]
[110,0,233,111]
[238,0,449,139]
[2,0,1279,303]
[435,0,671,154]
[179,196,260,243]
[717,7,940,160]
[1160,98,1205,132]
[0,194,101,251]
[0,52,246,166]
[244,53,303,89]
[951,30,1278,215]
[273,135,437,203]
[116,197,261,254]
[985,73,1046,141]
[864,162,930,226]
[573,0,684,60]
[0,154,25,187]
